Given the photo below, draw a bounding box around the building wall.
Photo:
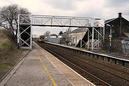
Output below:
[45,37,60,44]
[69,32,86,45]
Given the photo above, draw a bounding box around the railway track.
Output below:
[37,42,129,86]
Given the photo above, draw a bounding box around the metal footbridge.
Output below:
[17,14,105,49]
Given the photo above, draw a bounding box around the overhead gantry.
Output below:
[17,14,105,49]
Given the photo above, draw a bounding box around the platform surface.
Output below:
[0,42,95,86]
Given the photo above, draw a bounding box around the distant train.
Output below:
[38,35,45,43]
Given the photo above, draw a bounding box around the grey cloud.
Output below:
[104,0,129,19]
[44,0,83,10]
[76,9,103,18]
[124,11,129,15]
[106,0,129,7]
[122,10,129,19]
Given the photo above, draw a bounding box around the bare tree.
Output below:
[59,31,63,36]
[0,4,30,37]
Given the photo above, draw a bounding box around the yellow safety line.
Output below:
[36,53,57,86]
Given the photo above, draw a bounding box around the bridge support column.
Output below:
[17,14,32,49]
[87,28,90,49]
[91,27,94,50]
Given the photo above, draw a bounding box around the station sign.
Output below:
[109,34,112,38]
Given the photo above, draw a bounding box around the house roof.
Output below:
[124,33,129,37]
[105,13,129,26]
[71,28,88,33]
[105,18,116,24]
[105,17,129,26]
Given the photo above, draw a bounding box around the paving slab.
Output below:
[35,42,95,86]
[0,42,95,86]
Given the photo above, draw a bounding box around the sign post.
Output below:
[109,25,112,53]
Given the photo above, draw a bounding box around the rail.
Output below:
[46,42,129,68]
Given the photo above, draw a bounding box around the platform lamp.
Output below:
[106,24,112,53]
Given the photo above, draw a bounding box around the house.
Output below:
[69,28,88,47]
[61,28,71,44]
[45,34,61,44]
[62,19,104,50]
[104,13,129,52]
[105,13,129,38]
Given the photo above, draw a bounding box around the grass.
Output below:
[0,30,28,80]
[20,48,29,51]
[0,37,12,60]
[0,40,11,51]
[0,63,10,73]
[0,31,13,75]
[2,41,11,48]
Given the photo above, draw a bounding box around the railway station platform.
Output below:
[0,42,95,86]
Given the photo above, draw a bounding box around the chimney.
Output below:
[118,13,122,18]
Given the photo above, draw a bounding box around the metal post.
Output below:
[92,27,94,50]
[81,40,82,48]
[76,36,77,45]
[103,26,105,41]
[80,40,81,48]
[30,15,32,49]
[17,14,20,49]
[109,25,112,53]
[98,28,100,47]
[88,28,89,49]
[51,16,53,25]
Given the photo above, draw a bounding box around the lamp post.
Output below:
[107,24,112,53]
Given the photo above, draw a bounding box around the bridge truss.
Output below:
[17,14,105,49]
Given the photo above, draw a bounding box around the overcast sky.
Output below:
[1,0,129,19]
[0,0,129,36]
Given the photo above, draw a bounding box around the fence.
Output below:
[103,38,129,54]
[122,40,129,54]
